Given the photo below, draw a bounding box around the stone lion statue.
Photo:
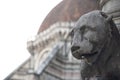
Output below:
[70,10,120,80]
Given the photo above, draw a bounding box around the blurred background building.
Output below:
[5,0,120,80]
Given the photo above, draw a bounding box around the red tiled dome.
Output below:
[38,0,99,33]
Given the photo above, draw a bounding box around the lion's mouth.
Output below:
[80,51,98,59]
[80,51,97,58]
[72,49,98,62]
[80,51,99,65]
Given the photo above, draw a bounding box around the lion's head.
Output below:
[70,10,119,64]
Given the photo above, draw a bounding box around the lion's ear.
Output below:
[100,11,113,37]
[106,15,113,22]
[106,15,120,39]
[100,11,113,21]
[100,11,108,18]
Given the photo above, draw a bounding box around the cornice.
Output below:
[27,22,75,55]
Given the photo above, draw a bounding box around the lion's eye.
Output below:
[80,26,95,35]
[80,29,83,34]
[84,28,89,32]
[79,26,86,34]
[80,27,86,34]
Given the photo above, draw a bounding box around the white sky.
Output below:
[0,0,62,79]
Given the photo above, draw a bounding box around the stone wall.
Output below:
[39,55,82,80]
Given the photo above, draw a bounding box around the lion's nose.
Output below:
[71,46,80,53]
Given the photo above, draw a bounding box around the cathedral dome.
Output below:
[38,0,99,33]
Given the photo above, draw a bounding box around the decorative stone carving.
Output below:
[71,10,120,80]
[27,22,75,75]
[27,22,75,55]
